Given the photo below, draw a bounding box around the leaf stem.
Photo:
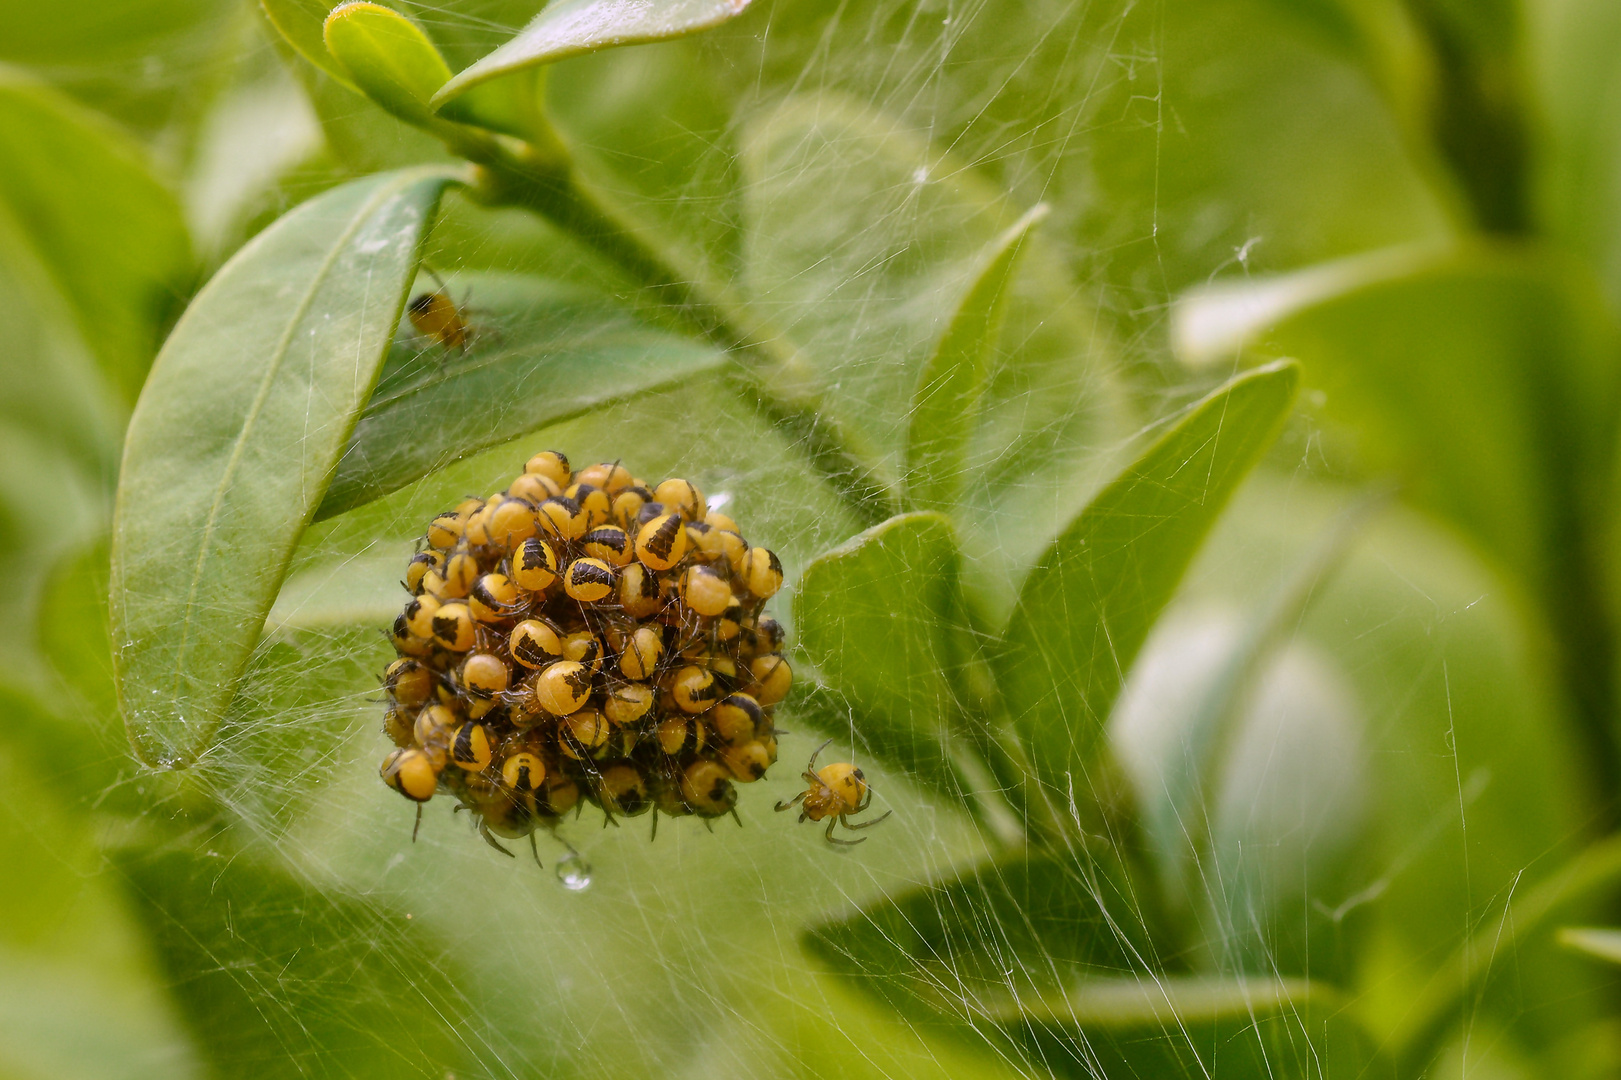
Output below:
[462,142,898,524]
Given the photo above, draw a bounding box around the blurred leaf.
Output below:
[0,734,200,1080]
[796,512,969,793]
[996,361,1299,794]
[1173,249,1620,589]
[118,845,473,1079]
[183,61,325,259]
[112,168,459,770]
[324,2,451,126]
[262,0,358,88]
[692,965,1028,1080]
[316,272,728,519]
[1560,927,1621,965]
[1532,0,1621,308]
[1180,474,1606,1053]
[1111,609,1370,977]
[1018,992,1380,1080]
[0,68,192,403]
[433,0,756,105]
[41,540,117,723]
[0,0,222,64]
[1111,496,1378,934]
[993,974,1326,1028]
[906,205,1046,514]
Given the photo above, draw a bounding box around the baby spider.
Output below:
[775,739,891,846]
[407,269,474,352]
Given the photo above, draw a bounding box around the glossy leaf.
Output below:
[111,168,459,769]
[795,511,967,791]
[0,70,191,403]
[906,204,1046,513]
[315,273,728,519]
[323,2,451,127]
[261,0,357,89]
[997,361,1300,791]
[433,0,755,105]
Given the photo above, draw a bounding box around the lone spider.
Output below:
[775,739,892,845]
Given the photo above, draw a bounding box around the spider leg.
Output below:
[841,810,893,831]
[807,737,833,773]
[825,817,867,846]
[650,809,659,841]
[478,820,515,858]
[829,816,870,845]
[552,830,580,859]
[775,791,807,812]
[730,807,744,829]
[855,787,873,813]
[412,803,423,842]
[528,831,545,869]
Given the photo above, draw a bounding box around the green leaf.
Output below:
[1112,608,1370,975]
[119,845,474,1079]
[808,847,1370,1078]
[323,2,452,127]
[805,853,1151,1024]
[905,204,1047,513]
[438,68,550,143]
[1171,249,1619,590]
[261,0,358,89]
[1177,473,1608,1053]
[0,69,192,403]
[111,167,459,769]
[1560,927,1621,966]
[1532,0,1621,309]
[433,0,756,106]
[0,715,201,1080]
[737,94,1130,621]
[795,512,968,792]
[315,272,728,519]
[1111,495,1380,928]
[996,975,1328,1028]
[997,361,1300,792]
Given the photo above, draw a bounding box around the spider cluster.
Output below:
[379,451,791,861]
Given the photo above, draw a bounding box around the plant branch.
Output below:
[462,141,899,525]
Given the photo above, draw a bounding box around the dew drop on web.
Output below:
[554,850,592,891]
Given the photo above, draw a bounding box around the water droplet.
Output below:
[554,851,592,891]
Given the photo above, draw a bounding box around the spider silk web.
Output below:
[9,0,1610,1078]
